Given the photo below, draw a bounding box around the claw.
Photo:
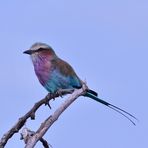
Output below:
[56,89,64,98]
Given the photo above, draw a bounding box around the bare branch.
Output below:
[25,84,87,148]
[0,89,74,148]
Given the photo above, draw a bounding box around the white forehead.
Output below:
[30,42,51,51]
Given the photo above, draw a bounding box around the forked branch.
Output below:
[0,83,87,148]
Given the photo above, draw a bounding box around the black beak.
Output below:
[23,50,33,55]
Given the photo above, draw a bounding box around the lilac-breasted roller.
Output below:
[24,42,137,125]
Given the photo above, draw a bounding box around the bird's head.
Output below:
[23,42,55,55]
[23,42,56,62]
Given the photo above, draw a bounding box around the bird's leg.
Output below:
[45,88,75,108]
[56,88,74,97]
[56,89,64,98]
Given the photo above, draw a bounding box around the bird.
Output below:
[23,42,137,125]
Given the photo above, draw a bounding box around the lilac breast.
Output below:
[33,57,52,86]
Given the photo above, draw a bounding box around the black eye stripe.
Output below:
[36,48,49,52]
[37,48,46,52]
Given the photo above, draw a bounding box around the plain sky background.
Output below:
[0,0,147,147]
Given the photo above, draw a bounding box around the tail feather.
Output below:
[87,89,98,97]
[85,92,138,125]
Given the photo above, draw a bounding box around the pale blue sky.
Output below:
[0,0,147,147]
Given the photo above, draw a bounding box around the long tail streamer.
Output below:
[86,92,138,125]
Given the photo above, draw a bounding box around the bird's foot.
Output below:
[56,88,74,97]
[56,89,64,98]
[46,93,56,100]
